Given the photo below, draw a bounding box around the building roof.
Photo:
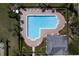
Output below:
[46,35,68,55]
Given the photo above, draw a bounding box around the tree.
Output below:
[8,11,18,18]
[68,8,79,55]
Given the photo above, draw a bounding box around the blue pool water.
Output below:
[26,16,58,41]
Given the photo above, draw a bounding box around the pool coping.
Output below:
[20,8,66,47]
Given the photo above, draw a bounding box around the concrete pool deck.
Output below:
[20,8,66,47]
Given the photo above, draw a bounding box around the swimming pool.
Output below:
[26,16,59,41]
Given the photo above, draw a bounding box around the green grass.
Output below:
[21,38,46,56]
[0,4,19,56]
[17,3,66,8]
[35,38,46,55]
[59,24,68,35]
[48,3,66,8]
[22,41,32,55]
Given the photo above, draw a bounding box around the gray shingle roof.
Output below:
[46,35,68,55]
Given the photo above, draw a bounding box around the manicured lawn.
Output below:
[0,4,19,55]
[18,3,66,8]
[48,3,66,8]
[35,38,46,55]
[21,37,46,56]
[22,41,32,55]
[59,24,68,35]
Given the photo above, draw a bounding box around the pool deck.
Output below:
[20,8,66,47]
